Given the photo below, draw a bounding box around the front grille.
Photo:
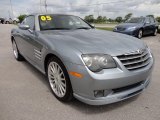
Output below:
[117,49,151,71]
[113,81,143,93]
[117,27,126,31]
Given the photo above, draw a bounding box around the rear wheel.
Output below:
[47,57,73,102]
[12,40,24,61]
[137,29,143,39]
[153,28,158,36]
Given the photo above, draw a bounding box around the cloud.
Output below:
[0,0,160,18]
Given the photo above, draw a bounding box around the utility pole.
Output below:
[8,10,11,18]
[40,0,42,12]
[96,0,100,17]
[44,0,47,13]
[9,0,13,18]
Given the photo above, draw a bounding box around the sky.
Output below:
[0,0,160,19]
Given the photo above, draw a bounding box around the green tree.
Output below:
[108,18,114,22]
[124,13,133,21]
[84,15,94,23]
[17,14,27,23]
[102,16,107,22]
[156,17,160,22]
[96,16,103,22]
[115,16,123,23]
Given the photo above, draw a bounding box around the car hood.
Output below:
[117,23,143,28]
[41,29,146,56]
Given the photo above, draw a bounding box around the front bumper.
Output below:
[63,54,154,105]
[74,78,150,105]
[113,29,139,37]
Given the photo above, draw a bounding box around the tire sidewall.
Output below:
[138,29,143,39]
[47,57,73,102]
[12,40,19,59]
[154,28,157,36]
[12,40,24,61]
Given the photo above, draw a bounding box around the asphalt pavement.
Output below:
[0,24,160,120]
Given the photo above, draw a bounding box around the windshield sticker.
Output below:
[40,15,52,21]
[46,16,52,21]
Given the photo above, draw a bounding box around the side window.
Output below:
[25,16,35,30]
[150,17,155,23]
[21,18,26,24]
[145,18,150,24]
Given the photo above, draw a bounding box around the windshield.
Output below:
[126,18,145,23]
[39,15,92,30]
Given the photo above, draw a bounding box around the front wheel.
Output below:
[137,29,143,39]
[47,57,73,102]
[153,28,158,36]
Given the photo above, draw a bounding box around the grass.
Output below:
[96,27,114,31]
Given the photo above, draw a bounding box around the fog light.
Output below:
[94,90,113,98]
[94,90,104,97]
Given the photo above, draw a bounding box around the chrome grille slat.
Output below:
[118,50,148,61]
[127,58,150,70]
[117,49,151,71]
[123,54,150,66]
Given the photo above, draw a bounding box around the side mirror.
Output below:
[19,24,30,30]
[91,23,95,28]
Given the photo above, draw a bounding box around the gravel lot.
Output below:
[0,24,160,120]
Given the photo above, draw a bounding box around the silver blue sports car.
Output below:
[11,14,154,105]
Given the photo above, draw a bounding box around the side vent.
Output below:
[34,49,42,60]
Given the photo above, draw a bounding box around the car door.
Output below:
[143,17,152,35]
[19,16,36,62]
[14,18,28,56]
[23,16,44,69]
[149,17,156,34]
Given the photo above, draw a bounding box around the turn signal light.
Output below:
[69,72,83,78]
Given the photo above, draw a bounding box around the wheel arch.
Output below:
[44,53,65,74]
[11,36,15,43]
[139,27,144,31]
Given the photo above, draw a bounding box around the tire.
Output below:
[137,29,143,39]
[12,40,24,61]
[47,56,73,102]
[153,28,158,36]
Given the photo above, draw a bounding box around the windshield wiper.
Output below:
[76,27,91,30]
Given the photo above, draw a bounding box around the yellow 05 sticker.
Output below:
[40,15,52,21]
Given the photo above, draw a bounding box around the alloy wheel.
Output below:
[154,29,157,36]
[48,62,66,98]
[12,41,18,59]
[138,30,143,39]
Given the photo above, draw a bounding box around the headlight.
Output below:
[82,54,117,72]
[146,46,152,58]
[127,26,137,31]
[114,27,117,31]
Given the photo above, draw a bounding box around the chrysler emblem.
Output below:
[137,49,142,54]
